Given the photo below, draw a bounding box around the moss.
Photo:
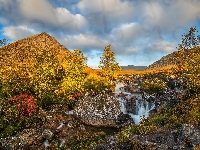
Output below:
[63,131,106,150]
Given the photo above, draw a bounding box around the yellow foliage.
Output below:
[58,49,88,98]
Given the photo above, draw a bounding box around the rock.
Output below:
[36,135,44,143]
[74,93,122,127]
[125,96,137,114]
[181,124,195,138]
[116,112,133,125]
[42,129,54,140]
[79,124,86,131]
[180,124,200,147]
[157,144,169,150]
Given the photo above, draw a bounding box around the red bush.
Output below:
[8,93,37,118]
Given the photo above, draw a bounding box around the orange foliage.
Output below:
[89,65,178,76]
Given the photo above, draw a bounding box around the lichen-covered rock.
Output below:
[42,129,54,140]
[74,93,122,127]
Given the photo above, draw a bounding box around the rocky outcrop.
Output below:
[146,51,178,70]
[91,124,200,150]
[128,124,200,150]
[74,93,123,127]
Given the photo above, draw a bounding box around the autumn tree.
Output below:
[98,45,121,82]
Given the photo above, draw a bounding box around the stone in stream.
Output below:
[125,95,137,114]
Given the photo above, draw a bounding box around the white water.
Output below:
[114,81,125,93]
[43,139,50,147]
[114,82,155,124]
[57,121,64,129]
[117,98,127,114]
[129,100,155,124]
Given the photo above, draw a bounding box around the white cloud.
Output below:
[55,7,89,30]
[77,0,136,34]
[112,22,143,41]
[17,0,89,32]
[140,0,200,33]
[3,26,36,40]
[145,40,177,53]
[63,33,108,51]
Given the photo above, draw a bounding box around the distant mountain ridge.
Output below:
[120,65,147,70]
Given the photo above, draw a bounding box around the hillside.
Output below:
[146,47,200,70]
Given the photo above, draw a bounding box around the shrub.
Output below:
[0,47,88,108]
[0,47,65,108]
[141,78,166,95]
[83,72,112,94]
[0,94,39,137]
[8,93,37,118]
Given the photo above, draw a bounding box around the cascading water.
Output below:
[113,81,127,114]
[129,100,155,124]
[114,81,155,124]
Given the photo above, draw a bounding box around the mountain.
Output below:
[0,32,91,70]
[2,32,69,51]
[0,32,71,63]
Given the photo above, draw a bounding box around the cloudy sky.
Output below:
[0,0,200,68]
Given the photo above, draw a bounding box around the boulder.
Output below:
[125,95,137,114]
[180,124,200,147]
[74,93,122,127]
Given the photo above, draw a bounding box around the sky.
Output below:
[0,0,200,69]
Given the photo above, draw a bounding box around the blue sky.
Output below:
[0,0,200,68]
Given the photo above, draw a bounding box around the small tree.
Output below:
[177,27,200,50]
[98,45,121,82]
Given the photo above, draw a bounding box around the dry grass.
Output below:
[85,65,179,76]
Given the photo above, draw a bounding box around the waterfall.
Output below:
[117,97,127,114]
[113,81,127,114]
[129,100,155,124]
[114,81,125,93]
[114,82,155,124]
